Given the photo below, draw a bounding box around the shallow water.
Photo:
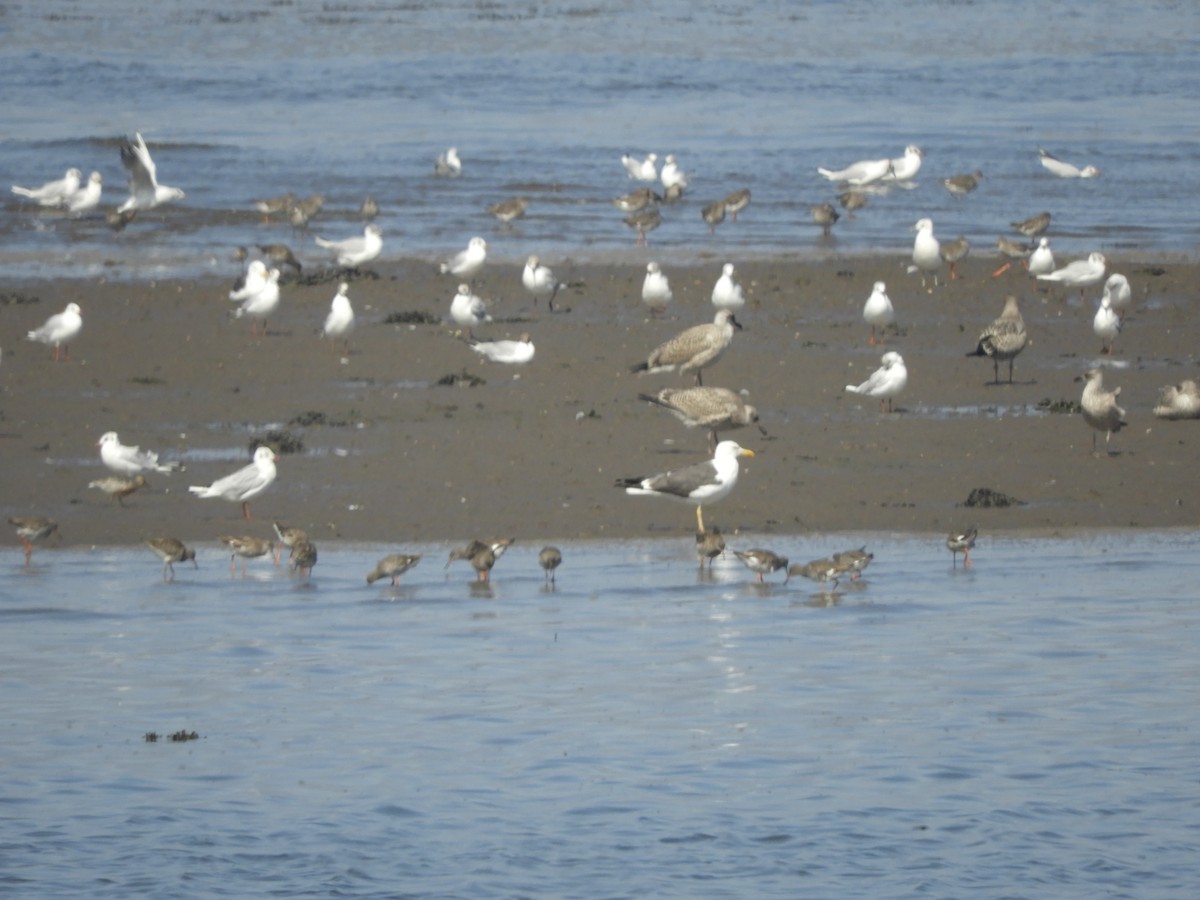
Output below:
[2,0,1199,280]
[2,532,1198,897]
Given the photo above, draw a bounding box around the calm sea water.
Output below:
[1,533,1198,897]
[2,0,1198,281]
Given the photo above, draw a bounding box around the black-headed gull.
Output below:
[1037,252,1107,301]
[711,263,746,312]
[846,351,907,413]
[366,553,422,585]
[118,132,185,213]
[735,549,789,584]
[234,268,281,337]
[622,153,658,182]
[1102,273,1132,318]
[641,261,672,317]
[440,236,487,281]
[967,295,1027,384]
[188,445,278,520]
[1093,294,1121,355]
[617,440,755,533]
[817,153,892,187]
[144,537,197,581]
[522,255,565,311]
[11,167,81,207]
[229,259,269,303]
[435,147,461,176]
[911,218,941,288]
[98,431,182,475]
[322,282,355,352]
[449,283,491,337]
[27,302,82,361]
[468,333,535,364]
[1080,369,1126,455]
[1027,237,1055,278]
[882,145,926,182]
[660,154,688,191]
[65,172,103,215]
[631,309,742,386]
[862,281,894,346]
[1038,148,1100,178]
[315,224,382,269]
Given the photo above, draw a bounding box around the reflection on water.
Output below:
[1,531,1198,896]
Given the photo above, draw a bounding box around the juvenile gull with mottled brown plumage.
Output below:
[631,309,742,386]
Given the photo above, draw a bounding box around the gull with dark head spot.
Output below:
[711,263,745,312]
[660,154,688,191]
[882,145,925,181]
[315,224,382,270]
[523,255,566,311]
[1038,148,1100,178]
[911,218,941,288]
[862,281,894,346]
[967,295,1027,384]
[449,283,491,337]
[617,440,755,533]
[440,236,487,282]
[12,167,81,206]
[188,446,277,520]
[846,351,907,413]
[99,431,182,476]
[817,153,892,187]
[622,152,658,182]
[27,303,82,362]
[1037,252,1106,302]
[1093,294,1120,355]
[117,132,185,213]
[469,333,535,365]
[234,268,281,337]
[65,172,103,215]
[642,261,673,316]
[631,309,742,386]
[1027,237,1055,278]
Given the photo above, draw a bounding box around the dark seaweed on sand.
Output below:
[964,487,1025,508]
[384,309,439,325]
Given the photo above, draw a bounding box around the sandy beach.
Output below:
[2,253,1197,549]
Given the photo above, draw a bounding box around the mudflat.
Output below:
[2,253,1196,549]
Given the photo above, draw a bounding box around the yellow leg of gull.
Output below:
[695,505,705,534]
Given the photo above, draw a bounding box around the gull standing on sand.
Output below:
[1027,237,1055,278]
[98,431,181,475]
[1102,273,1132,318]
[366,553,421,585]
[11,167,81,206]
[711,263,746,312]
[947,527,977,569]
[315,224,382,270]
[230,259,269,303]
[617,440,755,533]
[911,218,941,288]
[862,281,895,346]
[846,351,907,413]
[1093,294,1121,355]
[322,282,355,352]
[522,255,565,311]
[642,261,673,316]
[234,268,281,337]
[1080,368,1126,455]
[117,132,185,212]
[188,446,278,520]
[1038,148,1100,178]
[622,153,658,182]
[638,386,760,451]
[967,295,1028,384]
[1038,252,1107,302]
[27,303,82,361]
[88,474,147,506]
[145,537,197,581]
[735,549,789,584]
[882,145,925,182]
[469,333,535,364]
[9,516,58,564]
[449,283,491,337]
[435,147,462,176]
[660,154,688,191]
[65,172,103,215]
[631,309,742,386]
[440,236,487,282]
[817,152,893,187]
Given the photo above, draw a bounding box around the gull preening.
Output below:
[322,282,355,352]
[617,440,755,533]
[735,549,789,584]
[315,224,382,269]
[660,154,688,191]
[435,146,462,176]
[622,152,659,182]
[449,283,491,337]
[468,333,535,365]
[1102,273,1132,318]
[911,218,941,288]
[641,261,673,316]
[98,431,182,476]
[440,236,488,282]
[862,281,895,346]
[1080,368,1126,455]
[1093,294,1121,355]
[967,295,1028,384]
[1038,148,1100,178]
[638,386,761,450]
[65,171,103,215]
[12,167,81,207]
[882,145,925,182]
[233,267,281,337]
[846,351,907,413]
[117,132,185,213]
[27,302,82,362]
[1037,252,1107,301]
[188,445,278,520]
[711,263,746,312]
[631,309,742,386]
[522,255,566,311]
[1153,380,1200,421]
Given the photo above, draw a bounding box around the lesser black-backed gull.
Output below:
[617,440,754,533]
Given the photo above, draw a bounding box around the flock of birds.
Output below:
[8,136,1196,593]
